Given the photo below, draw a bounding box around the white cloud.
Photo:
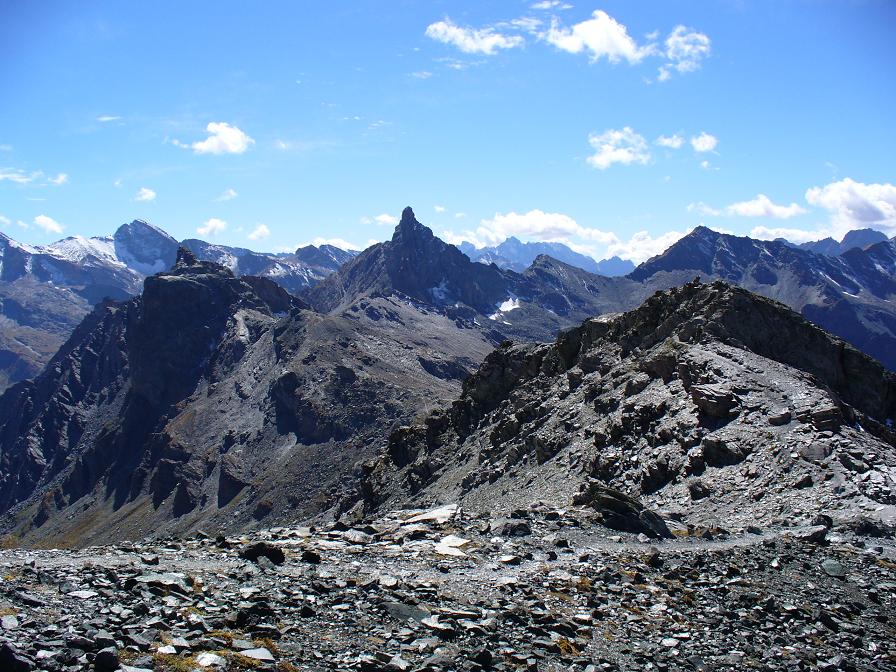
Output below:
[299,236,367,251]
[688,202,721,217]
[0,144,11,152]
[247,224,270,241]
[48,173,68,185]
[658,26,710,81]
[507,17,543,33]
[443,209,618,248]
[0,168,41,184]
[655,134,684,149]
[544,10,652,64]
[725,194,806,219]
[425,18,524,55]
[434,205,446,213]
[690,132,718,153]
[531,0,572,9]
[135,187,156,202]
[184,122,254,155]
[0,214,9,227]
[750,226,827,244]
[700,160,712,170]
[96,115,121,123]
[197,218,227,236]
[605,228,692,264]
[34,214,63,234]
[411,70,433,79]
[690,194,806,220]
[806,178,896,235]
[216,188,238,201]
[374,213,398,226]
[587,127,651,169]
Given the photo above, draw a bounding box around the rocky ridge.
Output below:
[0,248,498,546]
[355,280,896,536]
[0,222,356,392]
[629,226,896,369]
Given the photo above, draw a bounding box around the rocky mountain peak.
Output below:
[392,206,432,244]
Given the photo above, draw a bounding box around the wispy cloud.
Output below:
[587,127,651,169]
[425,18,524,55]
[135,187,156,202]
[197,218,227,236]
[34,214,63,234]
[655,134,684,149]
[689,194,806,219]
[658,26,711,81]
[96,115,121,123]
[216,188,238,201]
[247,223,270,240]
[0,168,42,184]
[48,173,68,186]
[362,213,399,226]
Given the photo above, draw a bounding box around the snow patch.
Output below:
[488,296,520,321]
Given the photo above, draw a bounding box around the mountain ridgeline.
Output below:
[0,220,356,391]
[0,207,895,546]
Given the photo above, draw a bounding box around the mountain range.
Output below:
[795,227,889,256]
[0,220,355,391]
[0,206,895,548]
[458,236,635,276]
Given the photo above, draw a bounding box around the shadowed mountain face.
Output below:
[0,222,356,392]
[356,280,896,533]
[0,246,499,545]
[629,226,896,369]
[304,207,650,343]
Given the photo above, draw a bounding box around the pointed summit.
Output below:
[393,205,431,242]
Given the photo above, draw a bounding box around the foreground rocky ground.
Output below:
[1,504,894,671]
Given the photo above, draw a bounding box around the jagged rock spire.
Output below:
[175,246,198,268]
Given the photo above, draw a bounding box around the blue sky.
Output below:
[1,0,894,262]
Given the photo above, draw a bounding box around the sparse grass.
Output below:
[0,607,18,616]
[153,653,201,672]
[208,629,235,646]
[548,590,575,603]
[557,638,580,656]
[231,652,268,670]
[252,636,279,655]
[0,534,20,549]
[276,662,300,672]
[575,576,593,592]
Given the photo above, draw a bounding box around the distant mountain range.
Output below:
[632,226,896,369]
[0,220,356,390]
[2,213,894,396]
[1,206,894,547]
[793,228,889,256]
[458,236,635,276]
